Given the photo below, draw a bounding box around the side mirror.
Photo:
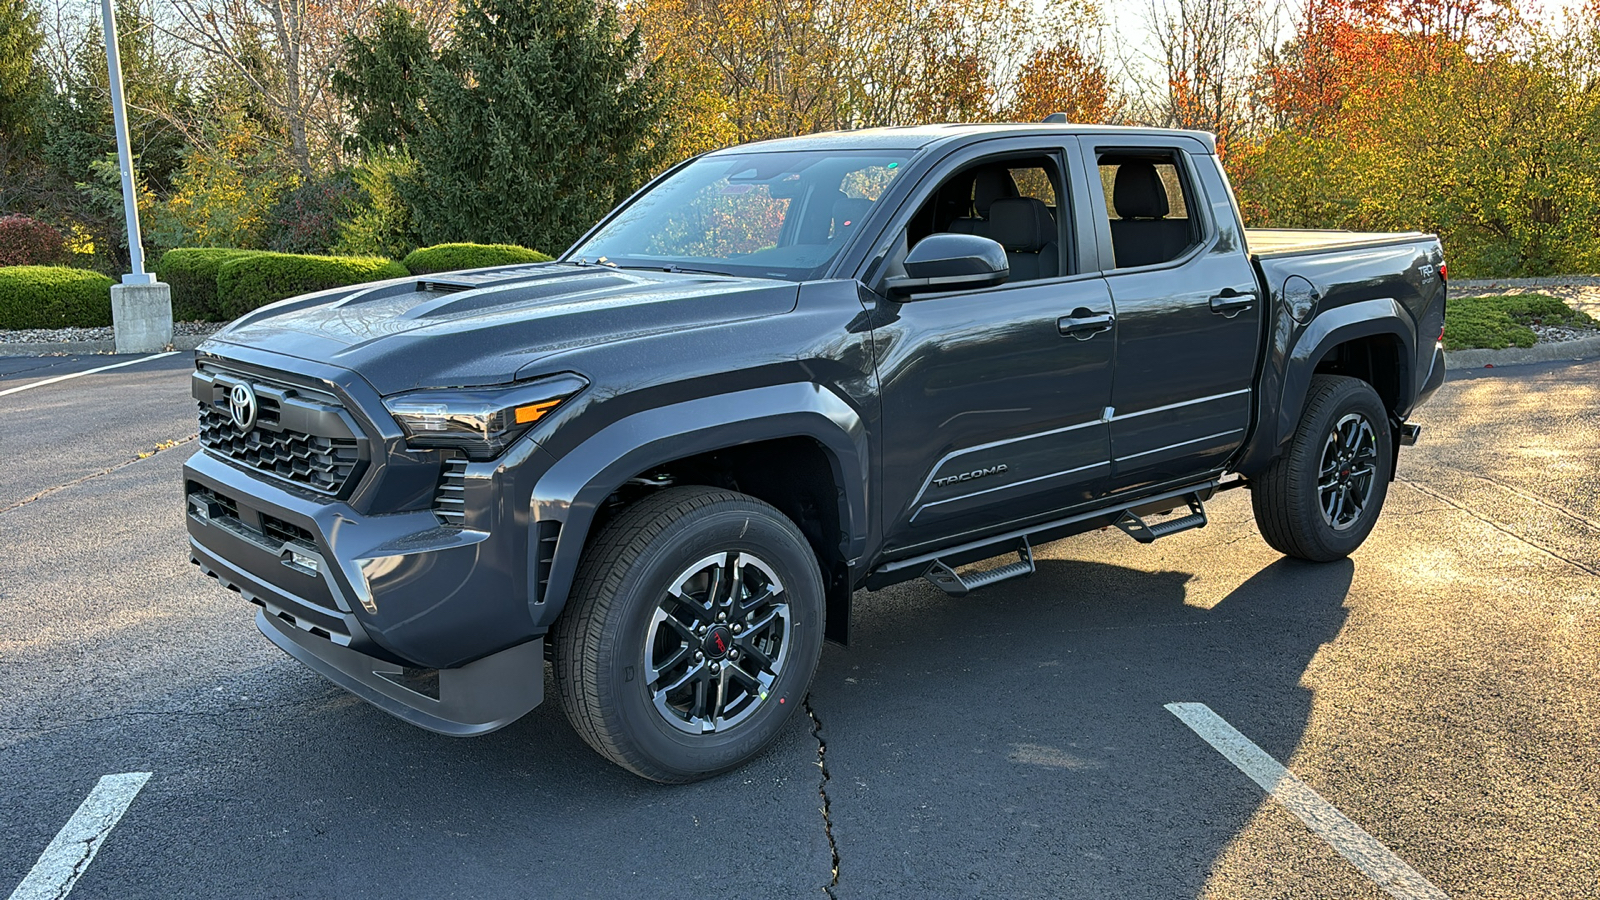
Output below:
[883,233,1009,298]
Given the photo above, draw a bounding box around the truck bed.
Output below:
[1245,228,1433,259]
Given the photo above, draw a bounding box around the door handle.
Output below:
[1058,309,1114,340]
[1209,289,1257,316]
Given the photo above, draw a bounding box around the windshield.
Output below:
[568,150,908,281]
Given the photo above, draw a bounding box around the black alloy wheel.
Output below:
[553,486,825,783]
[1251,374,1394,562]
[646,551,793,734]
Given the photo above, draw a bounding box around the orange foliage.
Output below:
[1003,41,1116,124]
[1261,0,1514,131]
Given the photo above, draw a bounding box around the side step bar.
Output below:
[923,537,1034,597]
[1115,493,1208,543]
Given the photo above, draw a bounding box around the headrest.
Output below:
[831,197,872,239]
[1113,161,1170,219]
[987,197,1055,253]
[973,169,1019,217]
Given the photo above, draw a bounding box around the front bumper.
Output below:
[185,446,550,736]
[257,608,541,737]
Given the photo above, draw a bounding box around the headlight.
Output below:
[383,373,587,459]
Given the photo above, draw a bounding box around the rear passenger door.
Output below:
[1077,137,1263,496]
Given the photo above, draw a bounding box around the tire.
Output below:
[1251,375,1393,562]
[552,486,825,783]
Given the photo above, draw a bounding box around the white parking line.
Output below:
[1165,702,1448,900]
[0,352,177,398]
[6,772,152,900]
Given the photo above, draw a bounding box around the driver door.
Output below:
[863,145,1116,556]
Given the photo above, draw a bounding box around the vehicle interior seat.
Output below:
[987,197,1059,282]
[1109,161,1192,268]
[831,197,873,241]
[795,189,848,245]
[947,169,1020,237]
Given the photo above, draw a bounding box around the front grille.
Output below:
[433,457,468,527]
[262,513,316,547]
[195,367,364,494]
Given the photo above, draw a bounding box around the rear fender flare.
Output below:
[1276,299,1416,449]
[528,382,869,620]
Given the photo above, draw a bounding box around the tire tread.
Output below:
[552,486,814,782]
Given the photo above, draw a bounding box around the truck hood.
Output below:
[201,264,801,394]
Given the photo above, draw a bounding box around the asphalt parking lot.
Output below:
[1,351,1596,899]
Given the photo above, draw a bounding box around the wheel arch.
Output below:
[528,383,869,643]
[1277,300,1416,451]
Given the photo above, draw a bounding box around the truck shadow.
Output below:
[6,555,1350,899]
[808,554,1355,899]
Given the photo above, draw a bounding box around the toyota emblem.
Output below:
[228,382,258,432]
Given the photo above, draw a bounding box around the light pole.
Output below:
[100,0,172,352]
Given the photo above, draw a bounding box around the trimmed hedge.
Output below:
[0,266,114,329]
[403,242,552,275]
[215,252,410,320]
[155,248,267,321]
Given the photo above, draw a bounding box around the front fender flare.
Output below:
[528,382,870,620]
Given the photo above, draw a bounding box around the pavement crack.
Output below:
[1400,477,1600,577]
[1435,463,1600,532]
[804,693,840,898]
[0,433,198,516]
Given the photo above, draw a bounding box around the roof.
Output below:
[715,123,1219,155]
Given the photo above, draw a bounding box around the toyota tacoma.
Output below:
[184,124,1447,782]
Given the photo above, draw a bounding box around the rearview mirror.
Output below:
[883,233,1009,298]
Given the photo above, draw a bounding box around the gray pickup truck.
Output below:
[184,124,1447,781]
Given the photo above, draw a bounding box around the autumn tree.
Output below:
[629,0,1115,161]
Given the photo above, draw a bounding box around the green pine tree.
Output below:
[331,3,435,154]
[405,0,672,255]
[0,0,47,150]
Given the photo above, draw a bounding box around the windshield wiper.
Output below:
[656,264,728,276]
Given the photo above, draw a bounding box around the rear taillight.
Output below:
[1439,260,1448,281]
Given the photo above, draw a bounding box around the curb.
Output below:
[1444,334,1600,370]
[0,334,212,357]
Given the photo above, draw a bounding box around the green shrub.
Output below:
[215,252,409,320]
[402,242,552,276]
[155,248,267,320]
[332,149,420,259]
[1444,293,1598,350]
[0,265,113,328]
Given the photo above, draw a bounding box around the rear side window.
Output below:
[1097,151,1200,269]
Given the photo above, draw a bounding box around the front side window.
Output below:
[901,154,1067,284]
[570,150,908,281]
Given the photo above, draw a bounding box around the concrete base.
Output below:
[111,281,173,353]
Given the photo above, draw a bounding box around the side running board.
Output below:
[1114,493,1208,543]
[923,537,1034,598]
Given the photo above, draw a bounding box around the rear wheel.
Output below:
[552,487,825,782]
[1251,375,1393,561]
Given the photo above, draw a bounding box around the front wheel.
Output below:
[552,487,825,783]
[1251,375,1394,561]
